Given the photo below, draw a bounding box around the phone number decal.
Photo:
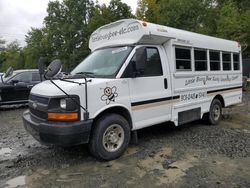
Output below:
[180,92,207,102]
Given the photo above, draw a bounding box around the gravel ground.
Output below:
[0,91,250,188]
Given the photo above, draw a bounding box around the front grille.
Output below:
[30,108,48,119]
[29,94,49,120]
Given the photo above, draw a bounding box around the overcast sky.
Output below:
[0,0,137,47]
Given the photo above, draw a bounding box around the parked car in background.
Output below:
[0,69,43,106]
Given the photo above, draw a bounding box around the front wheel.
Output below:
[204,99,222,125]
[89,114,131,161]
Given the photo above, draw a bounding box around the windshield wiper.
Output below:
[75,72,95,78]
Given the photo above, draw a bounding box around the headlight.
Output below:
[49,96,80,111]
[60,99,67,109]
[59,97,78,111]
[48,96,80,121]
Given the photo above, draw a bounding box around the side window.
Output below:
[175,47,191,71]
[140,48,163,77]
[222,52,231,70]
[10,72,32,83]
[209,51,220,71]
[233,53,240,71]
[122,47,163,78]
[32,72,41,82]
[194,49,207,71]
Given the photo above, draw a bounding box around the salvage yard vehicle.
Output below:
[23,19,242,160]
[0,68,42,106]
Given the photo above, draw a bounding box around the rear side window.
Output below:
[135,47,163,77]
[175,47,191,71]
[32,72,41,81]
[210,51,220,71]
[194,49,207,71]
[11,72,32,83]
[222,52,231,70]
[233,53,240,70]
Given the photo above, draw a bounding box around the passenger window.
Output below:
[222,53,231,70]
[32,73,41,82]
[194,49,207,71]
[233,53,240,70]
[209,51,220,71]
[11,72,32,83]
[140,48,163,77]
[175,47,191,71]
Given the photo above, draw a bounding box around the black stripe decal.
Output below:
[131,96,180,107]
[207,86,242,94]
[131,86,241,107]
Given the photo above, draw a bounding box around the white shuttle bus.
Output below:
[23,19,242,160]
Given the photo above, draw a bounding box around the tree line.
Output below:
[0,0,249,72]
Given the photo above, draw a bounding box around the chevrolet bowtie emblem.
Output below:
[32,101,38,109]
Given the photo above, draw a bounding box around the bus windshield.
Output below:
[71,46,132,78]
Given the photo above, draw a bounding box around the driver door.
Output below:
[8,72,32,101]
[124,46,172,130]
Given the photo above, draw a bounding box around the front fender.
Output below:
[92,103,132,120]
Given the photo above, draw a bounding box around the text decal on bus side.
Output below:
[185,75,239,86]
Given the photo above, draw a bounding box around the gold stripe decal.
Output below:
[207,88,242,96]
[131,97,179,111]
[131,86,242,111]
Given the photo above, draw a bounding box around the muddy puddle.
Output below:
[4,145,250,188]
[5,176,26,188]
[3,146,182,188]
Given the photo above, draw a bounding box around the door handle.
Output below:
[164,78,168,89]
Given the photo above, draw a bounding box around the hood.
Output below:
[31,78,113,97]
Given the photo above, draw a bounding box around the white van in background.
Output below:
[23,19,242,160]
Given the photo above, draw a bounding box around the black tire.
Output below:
[89,113,131,161]
[204,99,222,125]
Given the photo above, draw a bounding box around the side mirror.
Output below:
[38,57,47,79]
[134,47,147,76]
[45,59,62,79]
[11,79,19,84]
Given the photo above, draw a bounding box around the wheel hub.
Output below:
[102,124,125,152]
[108,131,119,144]
[213,105,221,120]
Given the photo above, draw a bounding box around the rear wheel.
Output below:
[89,113,130,161]
[204,99,222,125]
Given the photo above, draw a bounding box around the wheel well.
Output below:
[93,107,133,129]
[213,95,225,107]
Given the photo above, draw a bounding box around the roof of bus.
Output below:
[89,19,240,53]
